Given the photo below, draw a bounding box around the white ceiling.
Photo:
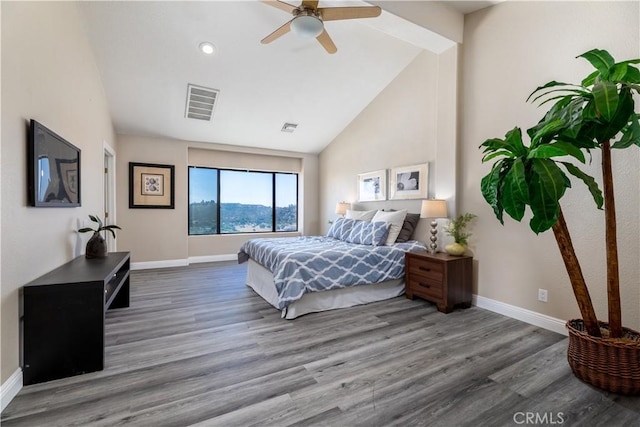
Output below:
[446,0,499,14]
[78,1,490,154]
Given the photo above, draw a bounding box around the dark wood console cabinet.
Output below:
[405,251,472,313]
[20,252,130,385]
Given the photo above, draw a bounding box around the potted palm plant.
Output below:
[78,215,121,259]
[480,49,639,394]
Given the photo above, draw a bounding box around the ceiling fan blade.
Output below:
[319,6,382,21]
[261,0,297,14]
[301,0,319,9]
[316,29,337,54]
[261,19,293,44]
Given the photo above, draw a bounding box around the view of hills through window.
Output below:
[188,167,297,235]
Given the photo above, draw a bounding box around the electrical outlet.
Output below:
[538,288,548,303]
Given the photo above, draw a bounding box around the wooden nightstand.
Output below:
[404,251,473,313]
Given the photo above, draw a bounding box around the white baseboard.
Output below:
[1,369,22,412]
[131,255,238,270]
[473,294,568,336]
[130,259,189,270]
[188,254,237,264]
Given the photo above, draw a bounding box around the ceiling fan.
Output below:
[260,0,382,54]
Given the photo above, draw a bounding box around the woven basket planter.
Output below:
[566,319,640,395]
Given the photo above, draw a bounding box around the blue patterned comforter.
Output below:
[238,236,426,310]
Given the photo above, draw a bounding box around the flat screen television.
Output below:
[28,119,81,207]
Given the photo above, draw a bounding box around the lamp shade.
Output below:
[290,15,324,38]
[420,199,448,218]
[335,202,351,216]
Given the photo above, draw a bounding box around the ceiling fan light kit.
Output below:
[290,14,323,38]
[260,0,381,54]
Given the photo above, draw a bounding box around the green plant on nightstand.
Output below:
[443,213,476,256]
[78,215,121,259]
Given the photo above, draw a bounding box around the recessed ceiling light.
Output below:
[199,42,216,55]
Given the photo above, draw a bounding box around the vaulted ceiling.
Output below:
[78,1,492,154]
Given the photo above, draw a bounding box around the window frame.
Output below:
[188,166,298,235]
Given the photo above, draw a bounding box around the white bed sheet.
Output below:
[245,259,404,319]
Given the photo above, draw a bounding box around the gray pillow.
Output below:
[395,213,420,242]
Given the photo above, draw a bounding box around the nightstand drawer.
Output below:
[408,259,443,282]
[407,277,443,300]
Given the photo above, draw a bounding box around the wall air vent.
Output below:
[185,84,219,121]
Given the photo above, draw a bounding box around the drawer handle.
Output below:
[418,282,431,289]
[418,266,431,272]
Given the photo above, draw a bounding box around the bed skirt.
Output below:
[245,259,405,319]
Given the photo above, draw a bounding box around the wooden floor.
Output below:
[2,261,639,426]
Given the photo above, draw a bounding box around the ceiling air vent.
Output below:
[185,84,219,121]
[281,123,298,133]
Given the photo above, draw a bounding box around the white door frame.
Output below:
[103,142,117,252]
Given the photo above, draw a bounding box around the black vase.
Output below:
[85,232,107,259]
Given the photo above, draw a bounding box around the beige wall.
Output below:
[319,49,458,243]
[116,135,319,264]
[435,45,459,211]
[460,1,640,329]
[1,2,115,382]
[115,135,189,264]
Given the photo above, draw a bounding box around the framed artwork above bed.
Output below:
[389,163,428,200]
[357,169,387,202]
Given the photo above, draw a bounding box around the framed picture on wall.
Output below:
[129,162,175,209]
[389,163,428,200]
[357,169,387,202]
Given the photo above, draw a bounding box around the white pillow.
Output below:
[345,209,377,222]
[371,209,407,245]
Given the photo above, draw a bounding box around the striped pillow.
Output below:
[326,217,357,240]
[345,221,390,246]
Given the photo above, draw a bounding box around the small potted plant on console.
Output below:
[78,215,121,259]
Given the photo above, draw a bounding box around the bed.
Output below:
[238,232,426,319]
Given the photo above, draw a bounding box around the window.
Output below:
[188,167,218,235]
[276,173,297,232]
[220,170,272,234]
[188,167,298,235]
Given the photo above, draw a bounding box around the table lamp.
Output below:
[420,199,448,254]
[335,202,351,217]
